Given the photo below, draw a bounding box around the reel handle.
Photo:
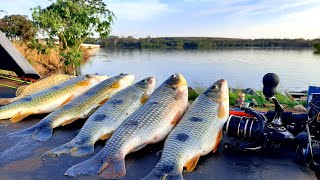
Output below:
[263,73,279,98]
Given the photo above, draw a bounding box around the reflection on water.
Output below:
[81,49,320,91]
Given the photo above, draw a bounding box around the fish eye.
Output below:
[212,85,218,89]
[171,74,176,78]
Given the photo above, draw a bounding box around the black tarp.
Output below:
[0,32,41,79]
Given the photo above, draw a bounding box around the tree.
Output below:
[314,43,320,54]
[0,14,37,41]
[31,0,114,66]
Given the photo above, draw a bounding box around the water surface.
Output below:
[81,49,320,91]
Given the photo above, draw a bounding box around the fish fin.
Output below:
[32,124,53,141]
[131,142,149,153]
[59,95,74,107]
[43,141,94,157]
[185,154,200,172]
[0,98,14,105]
[218,101,228,119]
[167,174,184,180]
[70,145,95,157]
[77,79,91,87]
[141,169,165,180]
[100,132,113,140]
[98,158,126,179]
[171,112,181,125]
[10,112,32,123]
[42,142,74,157]
[111,81,121,89]
[140,93,150,104]
[16,85,28,96]
[142,170,183,180]
[61,117,80,126]
[99,98,109,105]
[7,124,39,138]
[65,154,104,177]
[213,129,223,153]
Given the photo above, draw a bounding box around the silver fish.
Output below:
[64,73,189,179]
[142,79,229,180]
[43,76,156,157]
[0,74,108,123]
[7,73,134,141]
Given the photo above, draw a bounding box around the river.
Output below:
[81,48,320,91]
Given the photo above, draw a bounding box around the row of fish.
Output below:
[0,73,229,180]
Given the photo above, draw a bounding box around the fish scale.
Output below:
[64,73,188,179]
[143,79,229,180]
[7,74,134,142]
[156,94,220,172]
[43,77,155,157]
[0,75,108,122]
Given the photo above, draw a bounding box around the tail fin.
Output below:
[142,170,183,180]
[42,141,94,157]
[64,154,104,177]
[7,122,53,142]
[98,158,126,179]
[0,98,15,105]
[32,124,53,141]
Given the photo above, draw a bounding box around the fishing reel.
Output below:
[223,73,296,152]
[296,93,320,173]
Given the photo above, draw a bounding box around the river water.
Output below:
[81,48,320,91]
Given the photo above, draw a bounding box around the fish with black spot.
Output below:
[7,73,134,142]
[42,76,156,157]
[142,79,229,180]
[0,74,108,122]
[64,73,189,179]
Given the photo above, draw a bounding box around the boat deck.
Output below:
[0,86,317,180]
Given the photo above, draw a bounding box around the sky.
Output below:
[0,0,320,39]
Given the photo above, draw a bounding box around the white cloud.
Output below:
[108,0,172,21]
[198,0,320,16]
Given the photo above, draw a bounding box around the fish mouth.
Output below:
[147,77,156,85]
[176,73,187,86]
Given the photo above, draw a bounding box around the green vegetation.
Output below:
[85,36,320,50]
[189,87,301,108]
[314,43,320,54]
[0,15,36,41]
[31,0,114,66]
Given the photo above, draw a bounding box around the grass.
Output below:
[188,87,303,108]
[13,41,90,76]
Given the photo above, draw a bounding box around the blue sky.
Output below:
[1,0,320,39]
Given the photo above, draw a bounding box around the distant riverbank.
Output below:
[85,37,320,50]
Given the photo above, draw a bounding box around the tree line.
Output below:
[85,36,320,50]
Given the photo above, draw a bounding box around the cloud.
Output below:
[108,0,173,21]
[197,0,320,16]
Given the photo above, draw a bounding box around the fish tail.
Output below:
[43,141,94,157]
[98,158,126,179]
[65,154,105,177]
[142,169,183,180]
[7,121,53,142]
[6,124,40,138]
[70,144,95,157]
[0,98,14,105]
[32,123,53,141]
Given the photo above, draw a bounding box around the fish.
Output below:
[64,73,189,179]
[142,79,229,180]
[42,76,156,157]
[0,74,76,105]
[0,74,109,123]
[7,73,134,142]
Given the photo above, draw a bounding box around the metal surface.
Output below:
[0,32,40,79]
[0,88,317,180]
